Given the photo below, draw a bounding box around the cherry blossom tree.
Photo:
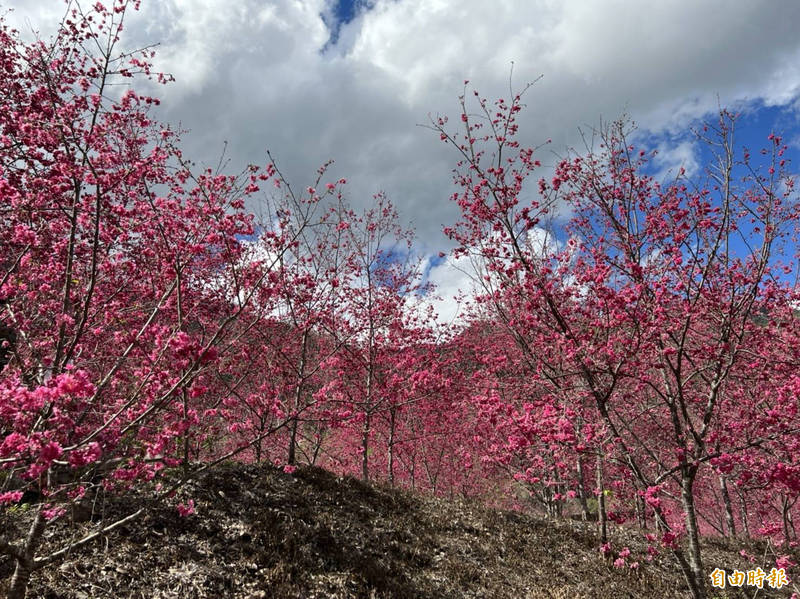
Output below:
[263,176,353,467]
[0,3,315,596]
[434,83,800,598]
[318,195,429,482]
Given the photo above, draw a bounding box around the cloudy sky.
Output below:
[7,0,800,321]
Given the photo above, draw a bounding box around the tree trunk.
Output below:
[719,475,736,538]
[388,408,396,486]
[288,331,309,466]
[310,428,324,466]
[576,458,589,521]
[287,417,298,466]
[7,559,33,599]
[636,493,647,530]
[361,413,370,481]
[681,472,707,599]
[596,458,607,545]
[7,509,46,599]
[782,496,793,543]
[648,499,705,599]
[409,449,416,491]
[738,489,750,539]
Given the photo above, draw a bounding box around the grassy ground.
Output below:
[1,463,796,598]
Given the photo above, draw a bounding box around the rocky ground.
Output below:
[1,463,796,598]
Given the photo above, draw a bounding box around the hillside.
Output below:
[1,463,794,599]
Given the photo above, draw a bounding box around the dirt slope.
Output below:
[1,463,794,598]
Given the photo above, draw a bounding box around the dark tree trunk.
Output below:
[361,413,370,482]
[576,458,590,521]
[387,408,396,486]
[0,324,15,373]
[681,472,707,599]
[738,489,750,539]
[287,417,298,466]
[720,476,736,538]
[596,458,607,545]
[7,509,46,599]
[636,493,647,530]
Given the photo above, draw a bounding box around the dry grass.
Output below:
[1,463,796,598]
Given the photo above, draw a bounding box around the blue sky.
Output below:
[325,0,364,46]
[639,101,800,191]
[332,0,360,22]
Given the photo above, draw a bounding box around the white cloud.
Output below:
[652,140,700,182]
[416,252,478,326]
[525,226,560,260]
[7,0,800,257]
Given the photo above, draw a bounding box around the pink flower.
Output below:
[67,486,86,500]
[55,370,95,397]
[0,432,28,458]
[643,486,661,508]
[68,442,102,468]
[0,491,23,505]
[613,558,625,568]
[661,532,678,549]
[177,500,195,517]
[40,442,63,463]
[283,464,297,474]
[42,505,66,520]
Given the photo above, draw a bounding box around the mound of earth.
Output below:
[1,463,794,598]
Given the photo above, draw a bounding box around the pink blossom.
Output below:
[177,500,195,517]
[40,442,63,463]
[42,506,67,520]
[0,432,28,458]
[0,491,23,505]
[69,442,102,468]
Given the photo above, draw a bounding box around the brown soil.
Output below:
[1,463,796,598]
